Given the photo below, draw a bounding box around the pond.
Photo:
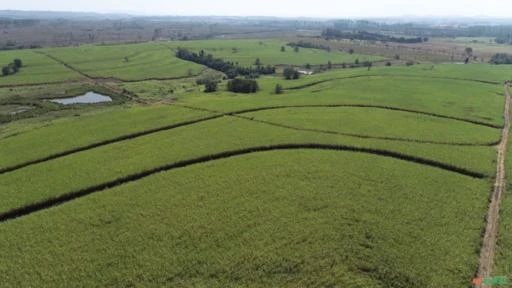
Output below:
[50,92,112,105]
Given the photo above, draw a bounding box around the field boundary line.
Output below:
[285,74,500,90]
[477,83,510,281]
[0,104,500,175]
[0,143,486,223]
[34,51,204,83]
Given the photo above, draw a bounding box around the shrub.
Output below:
[227,78,259,93]
[275,84,283,94]
[283,67,299,80]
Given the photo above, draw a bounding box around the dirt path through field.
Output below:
[477,83,510,281]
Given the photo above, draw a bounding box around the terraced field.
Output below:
[0,39,511,287]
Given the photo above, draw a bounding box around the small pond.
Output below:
[50,92,112,105]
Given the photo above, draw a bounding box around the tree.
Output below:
[327,61,333,69]
[364,61,372,71]
[294,46,299,53]
[283,67,295,80]
[2,66,9,76]
[227,78,259,93]
[203,79,218,93]
[275,84,283,94]
[292,70,300,79]
[465,47,473,57]
[355,59,359,65]
[385,61,392,66]
[394,54,400,60]
[348,48,354,54]
[280,46,286,52]
[254,58,261,66]
[305,63,311,70]
[13,59,22,68]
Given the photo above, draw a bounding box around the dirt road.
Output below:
[477,83,510,280]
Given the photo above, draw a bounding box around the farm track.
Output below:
[0,104,499,176]
[0,143,486,223]
[477,83,510,280]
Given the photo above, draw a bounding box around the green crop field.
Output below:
[165,39,384,66]
[42,43,205,81]
[0,50,84,86]
[0,150,490,287]
[0,36,510,288]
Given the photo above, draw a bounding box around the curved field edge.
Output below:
[0,105,216,172]
[241,106,501,145]
[0,103,499,175]
[0,143,487,222]
[0,150,490,288]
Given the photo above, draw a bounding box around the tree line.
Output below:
[490,53,512,64]
[287,41,331,52]
[176,48,275,79]
[322,29,427,44]
[2,59,22,77]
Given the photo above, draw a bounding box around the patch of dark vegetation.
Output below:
[1,59,22,77]
[283,67,300,80]
[176,48,275,79]
[227,78,259,93]
[0,143,486,223]
[287,41,331,52]
[322,29,426,44]
[490,53,512,65]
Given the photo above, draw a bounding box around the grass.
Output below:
[0,150,490,287]
[165,38,384,66]
[0,116,497,216]
[0,50,83,85]
[42,43,205,81]
[244,106,500,144]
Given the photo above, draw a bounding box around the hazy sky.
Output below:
[4,0,512,18]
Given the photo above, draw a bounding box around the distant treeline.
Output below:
[0,19,40,28]
[322,29,427,43]
[495,37,512,45]
[0,40,41,51]
[287,41,331,52]
[176,48,275,78]
[490,53,512,64]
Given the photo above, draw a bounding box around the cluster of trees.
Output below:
[2,59,22,76]
[322,29,427,44]
[496,38,512,45]
[287,41,331,52]
[490,53,512,64]
[176,48,275,79]
[283,67,300,80]
[227,78,259,93]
